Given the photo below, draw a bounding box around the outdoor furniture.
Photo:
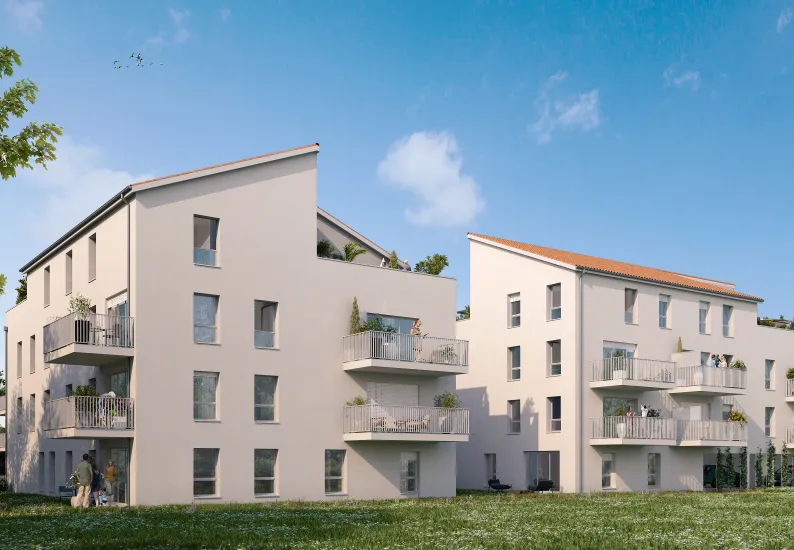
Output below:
[488,479,512,492]
[58,486,74,500]
[527,479,556,492]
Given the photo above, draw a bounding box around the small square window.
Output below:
[508,293,521,328]
[194,216,219,266]
[548,284,561,320]
[507,400,520,433]
[508,346,520,381]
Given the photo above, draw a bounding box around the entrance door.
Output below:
[110,448,129,504]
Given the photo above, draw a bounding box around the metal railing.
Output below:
[343,331,468,367]
[343,404,469,435]
[678,420,746,442]
[591,357,676,383]
[591,416,676,440]
[254,330,275,349]
[675,365,746,389]
[787,379,794,398]
[193,248,217,266]
[43,313,134,355]
[43,397,135,431]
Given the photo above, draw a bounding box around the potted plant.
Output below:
[729,359,747,371]
[728,409,747,424]
[786,367,794,380]
[68,294,92,344]
[616,404,627,438]
[434,391,461,433]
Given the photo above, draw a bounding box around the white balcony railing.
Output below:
[675,365,746,390]
[343,404,469,435]
[43,396,135,431]
[43,313,134,355]
[787,379,794,398]
[786,426,794,445]
[343,331,468,367]
[678,420,746,442]
[591,357,676,383]
[591,416,676,440]
[254,330,275,349]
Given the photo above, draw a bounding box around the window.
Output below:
[765,360,774,390]
[722,305,733,337]
[88,234,96,281]
[507,400,521,433]
[721,404,732,421]
[254,449,277,496]
[38,453,45,492]
[324,450,346,494]
[193,448,219,497]
[624,289,637,324]
[508,293,520,328]
[43,390,50,403]
[525,451,560,490]
[65,451,73,481]
[699,301,710,334]
[193,216,219,266]
[602,454,615,489]
[194,294,219,343]
[29,394,35,432]
[88,378,96,391]
[194,372,219,420]
[65,384,73,396]
[400,452,419,495]
[16,397,23,433]
[49,452,56,494]
[548,396,562,432]
[65,251,73,295]
[16,341,22,378]
[30,335,36,374]
[548,284,561,320]
[548,340,562,376]
[648,454,660,487]
[508,346,520,381]
[43,266,50,307]
[658,294,670,329]
[700,352,710,366]
[485,454,497,481]
[254,300,278,348]
[365,313,417,334]
[603,397,638,417]
[254,375,277,421]
[765,407,774,437]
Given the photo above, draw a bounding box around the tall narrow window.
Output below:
[193,372,219,420]
[65,250,73,295]
[88,234,97,281]
[254,375,277,421]
[38,453,45,492]
[48,452,56,494]
[254,300,278,349]
[508,346,521,381]
[699,301,710,334]
[658,295,670,329]
[254,449,277,496]
[722,305,733,337]
[508,293,521,328]
[16,397,23,433]
[324,450,346,494]
[548,284,561,320]
[485,454,497,481]
[29,335,36,374]
[602,454,615,489]
[194,294,219,343]
[193,216,219,266]
[400,452,419,495]
[624,289,637,324]
[765,360,774,391]
[548,396,562,432]
[193,448,219,497]
[16,341,22,378]
[700,352,710,366]
[65,451,73,481]
[43,266,50,307]
[765,407,774,437]
[548,340,562,376]
[648,453,660,487]
[507,400,521,433]
[29,394,35,432]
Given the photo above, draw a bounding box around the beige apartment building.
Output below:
[456,233,794,493]
[4,144,470,505]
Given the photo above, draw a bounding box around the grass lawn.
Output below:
[2,490,794,549]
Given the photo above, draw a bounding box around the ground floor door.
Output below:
[400,452,419,496]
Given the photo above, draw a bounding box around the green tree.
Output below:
[457,305,470,321]
[15,275,26,304]
[343,242,367,263]
[755,447,764,488]
[725,448,735,489]
[0,273,5,296]
[766,440,776,489]
[782,442,793,487]
[414,253,448,275]
[716,448,724,491]
[349,297,361,335]
[317,239,342,260]
[739,446,748,489]
[0,371,5,396]
[387,251,400,269]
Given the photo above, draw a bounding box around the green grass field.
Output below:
[2,490,794,549]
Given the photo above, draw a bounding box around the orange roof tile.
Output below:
[469,233,762,302]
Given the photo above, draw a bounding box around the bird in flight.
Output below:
[115,53,163,69]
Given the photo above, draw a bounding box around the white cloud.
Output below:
[169,8,189,26]
[377,132,485,227]
[663,66,701,91]
[778,7,794,33]
[529,71,602,144]
[220,7,231,21]
[174,27,190,44]
[16,136,153,241]
[4,0,44,33]
[147,8,190,45]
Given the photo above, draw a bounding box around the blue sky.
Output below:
[2,0,794,370]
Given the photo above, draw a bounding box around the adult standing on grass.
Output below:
[104,460,117,504]
[76,454,93,508]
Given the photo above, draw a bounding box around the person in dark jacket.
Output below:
[89,456,103,507]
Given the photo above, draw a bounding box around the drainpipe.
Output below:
[578,268,586,493]
[119,193,132,505]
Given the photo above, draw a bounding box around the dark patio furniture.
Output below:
[527,479,556,492]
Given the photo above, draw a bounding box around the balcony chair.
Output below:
[487,479,512,492]
[527,479,556,493]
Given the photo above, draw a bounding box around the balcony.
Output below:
[342,331,468,376]
[254,330,275,349]
[668,366,746,397]
[43,313,134,365]
[786,380,794,403]
[590,358,676,391]
[343,404,469,442]
[43,396,135,439]
[590,417,677,446]
[677,420,746,446]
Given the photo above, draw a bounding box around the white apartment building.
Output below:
[4,143,470,505]
[456,233,794,493]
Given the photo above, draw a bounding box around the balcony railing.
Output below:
[678,420,746,442]
[193,248,217,266]
[591,416,676,440]
[675,365,746,390]
[43,313,134,354]
[343,331,468,367]
[343,404,469,435]
[787,379,794,398]
[43,396,135,431]
[254,330,275,349]
[592,357,676,383]
[786,426,794,445]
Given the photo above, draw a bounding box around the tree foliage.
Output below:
[387,251,400,269]
[766,440,776,489]
[716,448,724,491]
[0,273,5,296]
[739,446,748,489]
[414,253,449,275]
[15,275,26,304]
[349,297,361,335]
[317,239,342,260]
[343,242,367,263]
[755,447,764,488]
[725,448,735,489]
[457,305,470,320]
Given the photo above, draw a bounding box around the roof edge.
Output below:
[468,234,578,272]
